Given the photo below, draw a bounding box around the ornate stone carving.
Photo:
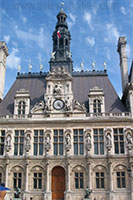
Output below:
[53,82,63,96]
[5,134,11,152]
[46,66,72,80]
[124,127,133,150]
[31,100,45,113]
[85,133,92,151]
[73,100,86,112]
[104,128,112,151]
[45,134,51,153]
[65,134,71,151]
[25,134,31,153]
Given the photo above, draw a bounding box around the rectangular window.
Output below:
[0,173,2,185]
[94,129,104,155]
[14,130,24,156]
[54,129,64,155]
[117,172,126,188]
[75,172,84,189]
[33,173,42,189]
[0,130,5,155]
[114,128,125,154]
[96,172,105,188]
[13,173,22,189]
[74,129,84,155]
[34,130,44,156]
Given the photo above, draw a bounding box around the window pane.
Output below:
[39,144,43,155]
[80,143,84,155]
[19,144,23,155]
[100,143,104,154]
[94,143,98,155]
[54,144,58,155]
[96,178,100,188]
[34,144,38,155]
[101,178,104,188]
[59,143,63,155]
[74,144,78,155]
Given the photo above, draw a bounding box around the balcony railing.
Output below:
[0,112,132,120]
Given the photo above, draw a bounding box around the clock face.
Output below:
[53,99,64,110]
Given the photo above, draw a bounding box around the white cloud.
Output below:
[21,16,27,24]
[86,36,95,47]
[15,27,50,52]
[120,7,126,15]
[7,48,21,69]
[68,13,76,29]
[83,12,93,30]
[3,35,10,43]
[104,23,120,43]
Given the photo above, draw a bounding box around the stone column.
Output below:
[46,162,50,192]
[66,162,71,192]
[5,160,9,187]
[108,162,113,200]
[131,164,133,200]
[25,161,29,192]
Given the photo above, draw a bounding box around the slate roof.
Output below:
[0,71,127,115]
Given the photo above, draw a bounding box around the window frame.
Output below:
[13,172,22,189]
[94,129,104,155]
[73,129,84,155]
[53,129,64,156]
[93,99,101,113]
[74,172,84,189]
[116,171,126,188]
[18,101,26,115]
[33,130,44,156]
[0,130,5,155]
[113,128,125,154]
[14,130,24,156]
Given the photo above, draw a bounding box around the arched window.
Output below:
[12,166,24,189]
[18,101,25,115]
[114,165,127,189]
[72,165,85,189]
[93,165,107,189]
[31,166,44,190]
[93,99,101,113]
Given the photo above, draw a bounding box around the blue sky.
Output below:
[0,0,133,97]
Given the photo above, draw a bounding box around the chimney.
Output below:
[0,41,9,102]
[117,37,128,93]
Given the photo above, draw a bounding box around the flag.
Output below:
[0,185,10,191]
[57,30,61,38]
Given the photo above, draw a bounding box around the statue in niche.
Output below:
[85,134,92,151]
[65,134,71,151]
[45,134,51,153]
[53,82,62,96]
[106,133,112,146]
[25,134,31,152]
[127,132,133,145]
[6,135,11,147]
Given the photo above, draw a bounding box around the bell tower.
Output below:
[49,8,73,74]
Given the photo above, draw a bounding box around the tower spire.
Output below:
[49,9,73,74]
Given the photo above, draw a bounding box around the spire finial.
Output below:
[60,2,64,11]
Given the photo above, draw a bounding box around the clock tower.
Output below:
[49,8,73,74]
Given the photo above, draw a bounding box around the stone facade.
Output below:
[0,8,133,200]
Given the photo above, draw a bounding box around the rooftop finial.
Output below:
[60,2,64,11]
[28,59,32,73]
[103,61,107,71]
[18,65,21,73]
[92,61,96,71]
[80,62,84,72]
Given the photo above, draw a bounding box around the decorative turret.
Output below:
[0,42,8,102]
[49,8,73,74]
[117,37,128,93]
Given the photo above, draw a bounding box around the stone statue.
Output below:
[14,187,20,198]
[51,51,55,59]
[65,134,71,146]
[85,134,92,151]
[53,82,62,96]
[25,134,31,152]
[6,135,11,147]
[106,133,112,146]
[45,135,50,146]
[127,133,133,145]
[84,187,92,199]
